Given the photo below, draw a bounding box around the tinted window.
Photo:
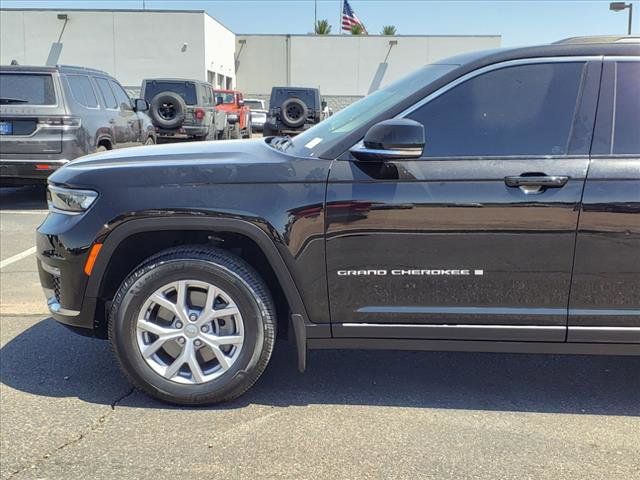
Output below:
[67,75,98,108]
[143,81,197,105]
[95,77,117,109]
[0,73,56,105]
[109,79,132,110]
[407,62,586,157]
[612,62,640,154]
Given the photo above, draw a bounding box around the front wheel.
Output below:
[108,247,276,405]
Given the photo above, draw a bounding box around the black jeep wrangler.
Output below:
[263,87,326,136]
[37,37,639,406]
[141,78,229,142]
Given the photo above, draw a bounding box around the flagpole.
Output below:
[338,0,342,35]
[314,0,317,34]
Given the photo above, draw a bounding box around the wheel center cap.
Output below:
[184,324,198,338]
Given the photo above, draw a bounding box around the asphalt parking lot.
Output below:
[1,186,639,480]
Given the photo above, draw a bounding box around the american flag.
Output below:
[342,0,367,34]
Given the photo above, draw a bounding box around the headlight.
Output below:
[47,185,98,214]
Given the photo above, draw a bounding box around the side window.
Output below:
[66,75,98,108]
[109,80,132,110]
[407,62,586,157]
[612,62,640,154]
[205,86,213,106]
[95,77,117,109]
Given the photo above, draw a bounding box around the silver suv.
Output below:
[0,65,155,186]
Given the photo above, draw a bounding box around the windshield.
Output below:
[143,81,197,105]
[244,100,263,110]
[286,64,457,157]
[216,92,235,104]
[0,73,56,105]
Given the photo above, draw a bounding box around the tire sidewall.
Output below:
[111,258,267,404]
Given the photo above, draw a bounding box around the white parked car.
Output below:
[244,98,267,132]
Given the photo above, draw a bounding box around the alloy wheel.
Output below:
[136,280,244,384]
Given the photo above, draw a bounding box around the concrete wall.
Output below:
[235,34,501,97]
[0,9,233,88]
[203,13,236,89]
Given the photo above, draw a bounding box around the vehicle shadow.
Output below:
[1,318,639,416]
[0,185,48,210]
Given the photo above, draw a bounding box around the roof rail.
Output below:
[56,64,110,75]
[554,35,640,45]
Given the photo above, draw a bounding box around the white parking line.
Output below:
[0,247,37,269]
[0,210,48,215]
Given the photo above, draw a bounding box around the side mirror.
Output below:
[134,98,149,112]
[238,99,245,106]
[216,96,223,106]
[350,119,424,161]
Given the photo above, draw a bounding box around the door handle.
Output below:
[504,175,569,188]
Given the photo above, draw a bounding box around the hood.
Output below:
[216,104,238,113]
[48,138,328,189]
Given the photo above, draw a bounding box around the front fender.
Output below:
[85,215,309,321]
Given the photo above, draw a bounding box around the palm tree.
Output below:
[314,19,332,35]
[350,24,364,35]
[381,25,397,35]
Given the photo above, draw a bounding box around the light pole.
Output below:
[609,2,633,35]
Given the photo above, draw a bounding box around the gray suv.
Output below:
[141,78,228,142]
[0,65,155,186]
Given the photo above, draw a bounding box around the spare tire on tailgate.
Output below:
[280,97,307,128]
[149,91,186,129]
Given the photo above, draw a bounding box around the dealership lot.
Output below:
[0,186,638,480]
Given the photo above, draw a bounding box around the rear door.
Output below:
[109,79,140,147]
[326,58,601,342]
[568,57,640,343]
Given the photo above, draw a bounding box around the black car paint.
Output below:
[37,42,640,362]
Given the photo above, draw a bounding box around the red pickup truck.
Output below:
[214,89,251,139]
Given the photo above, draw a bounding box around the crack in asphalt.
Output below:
[7,387,136,479]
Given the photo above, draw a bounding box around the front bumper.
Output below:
[36,210,103,334]
[0,159,68,185]
[155,125,209,139]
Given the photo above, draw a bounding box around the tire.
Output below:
[230,122,241,140]
[108,246,276,405]
[149,91,186,130]
[242,118,252,139]
[280,98,307,128]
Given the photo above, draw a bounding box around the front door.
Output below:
[326,59,601,342]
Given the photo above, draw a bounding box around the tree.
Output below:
[314,19,332,35]
[381,25,397,35]
[350,24,365,35]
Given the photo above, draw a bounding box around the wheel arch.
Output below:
[86,216,309,326]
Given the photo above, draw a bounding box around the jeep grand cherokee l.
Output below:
[0,65,155,186]
[36,38,639,405]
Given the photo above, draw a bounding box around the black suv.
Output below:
[263,86,326,136]
[141,78,228,142]
[0,65,155,186]
[37,38,639,405]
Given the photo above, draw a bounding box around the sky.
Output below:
[1,0,637,46]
